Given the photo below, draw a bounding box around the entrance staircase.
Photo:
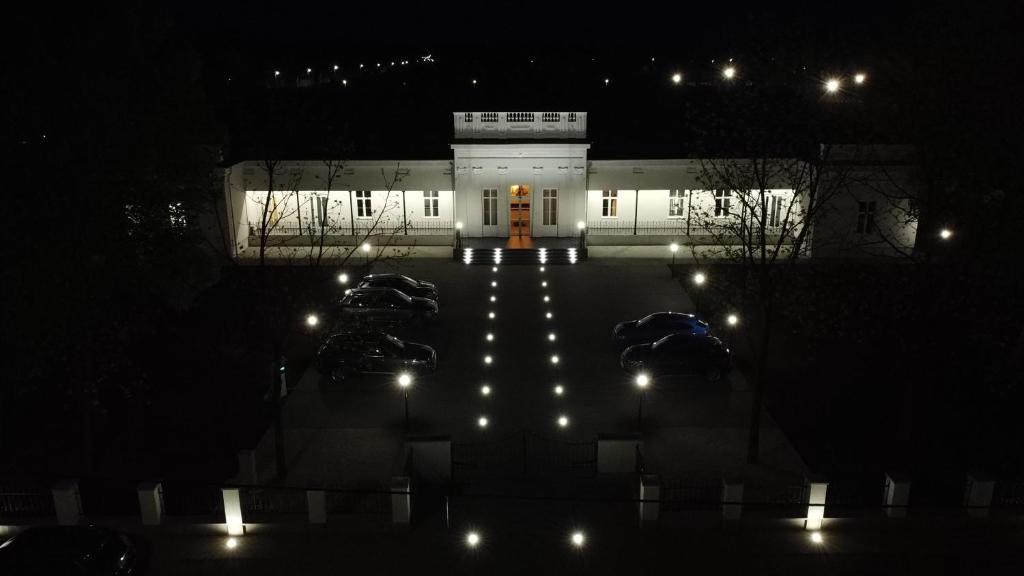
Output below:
[453,247,586,265]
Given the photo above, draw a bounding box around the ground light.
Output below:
[481,385,491,396]
[546,312,553,319]
[671,72,683,84]
[488,312,496,319]
[540,266,546,272]
[337,273,349,284]
[477,416,488,428]
[225,537,238,550]
[486,333,494,341]
[554,385,564,395]
[548,333,556,341]
[466,531,481,548]
[305,314,319,327]
[854,73,867,84]
[635,373,650,428]
[810,531,823,544]
[558,415,569,428]
[571,531,585,547]
[939,228,953,240]
[551,355,560,365]
[484,355,493,365]
[723,66,736,79]
[727,314,739,326]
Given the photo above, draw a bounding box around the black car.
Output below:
[620,333,731,381]
[336,287,438,327]
[317,330,437,380]
[613,312,710,348]
[357,273,438,300]
[0,525,137,575]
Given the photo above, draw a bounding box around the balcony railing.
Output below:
[454,112,587,139]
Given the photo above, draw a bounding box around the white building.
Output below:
[218,112,918,260]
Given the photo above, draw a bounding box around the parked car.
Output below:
[613,312,710,348]
[357,273,438,300]
[317,330,437,381]
[0,525,138,575]
[620,333,731,381]
[336,287,438,327]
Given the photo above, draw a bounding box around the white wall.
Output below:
[452,143,589,237]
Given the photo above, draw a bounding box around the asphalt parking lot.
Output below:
[275,258,804,486]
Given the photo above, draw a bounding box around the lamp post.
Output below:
[692,271,706,314]
[669,243,679,276]
[397,373,412,431]
[455,221,463,249]
[577,221,586,251]
[635,373,650,429]
[362,242,371,266]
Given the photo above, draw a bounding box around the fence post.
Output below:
[391,477,411,525]
[638,474,660,526]
[722,478,744,521]
[884,473,911,518]
[222,488,245,535]
[964,471,995,518]
[51,479,81,526]
[805,475,828,531]
[137,481,163,526]
[307,490,327,525]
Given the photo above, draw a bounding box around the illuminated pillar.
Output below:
[884,473,910,518]
[804,476,828,531]
[137,481,163,526]
[964,472,995,518]
[222,488,244,535]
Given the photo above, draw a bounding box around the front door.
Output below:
[510,185,531,239]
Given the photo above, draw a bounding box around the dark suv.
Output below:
[317,331,437,381]
[357,274,438,300]
[620,333,731,381]
[336,287,438,327]
[613,312,710,348]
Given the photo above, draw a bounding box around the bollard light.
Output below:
[225,537,239,550]
[692,272,706,285]
[635,373,650,389]
[305,314,319,327]
[466,531,481,547]
[571,531,585,547]
[554,385,564,395]
[810,531,823,544]
[727,314,739,326]
[481,385,491,396]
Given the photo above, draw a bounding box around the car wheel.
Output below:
[705,367,722,382]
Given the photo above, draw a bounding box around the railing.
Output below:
[454,112,587,139]
[586,219,785,237]
[660,478,722,512]
[252,220,456,238]
[0,485,54,517]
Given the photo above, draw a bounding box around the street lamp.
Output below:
[397,373,412,430]
[481,385,491,396]
[548,333,556,342]
[554,385,564,396]
[635,374,650,429]
[305,313,319,328]
[550,355,560,365]
[361,242,371,266]
[824,78,841,93]
[939,228,953,240]
[477,416,488,428]
[670,242,679,275]
[723,66,736,80]
[225,537,238,550]
[810,531,824,544]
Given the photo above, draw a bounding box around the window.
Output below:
[542,189,558,226]
[423,191,439,217]
[669,190,685,217]
[714,190,732,217]
[355,191,372,218]
[602,190,618,218]
[856,201,876,234]
[482,189,498,226]
[766,194,783,228]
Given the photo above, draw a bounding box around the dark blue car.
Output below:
[613,312,710,349]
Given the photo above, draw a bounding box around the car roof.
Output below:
[362,274,413,282]
[642,312,698,320]
[345,287,399,294]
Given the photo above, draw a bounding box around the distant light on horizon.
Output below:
[939,228,953,240]
[671,72,683,84]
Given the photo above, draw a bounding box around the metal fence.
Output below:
[159,482,224,517]
[255,220,455,237]
[325,489,391,516]
[585,219,783,237]
[241,487,307,515]
[0,484,54,517]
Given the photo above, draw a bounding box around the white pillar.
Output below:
[805,477,828,531]
[638,474,660,525]
[222,488,244,535]
[391,477,411,525]
[964,472,995,518]
[137,482,163,526]
[884,473,911,518]
[51,479,81,526]
[307,490,327,525]
[722,479,744,521]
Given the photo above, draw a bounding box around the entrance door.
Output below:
[510,185,531,240]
